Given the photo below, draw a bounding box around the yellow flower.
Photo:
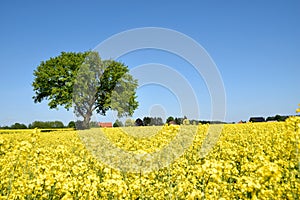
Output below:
[0,122,299,199]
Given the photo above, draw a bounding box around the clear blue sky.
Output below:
[0,0,299,126]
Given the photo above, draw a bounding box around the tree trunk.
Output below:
[82,111,92,129]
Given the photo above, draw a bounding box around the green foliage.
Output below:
[113,119,123,127]
[67,121,76,128]
[182,118,190,125]
[276,115,288,121]
[32,52,89,110]
[174,117,183,125]
[125,119,135,127]
[29,121,65,129]
[143,117,163,126]
[109,73,139,118]
[33,51,139,129]
[166,116,174,124]
[9,123,27,129]
[143,117,151,126]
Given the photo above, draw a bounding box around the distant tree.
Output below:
[281,116,289,121]
[266,114,289,122]
[30,121,64,128]
[274,114,288,122]
[10,123,27,129]
[1,126,10,129]
[135,118,144,126]
[67,121,76,128]
[125,119,135,127]
[157,117,164,125]
[49,121,64,128]
[30,121,46,129]
[151,117,164,126]
[174,117,183,125]
[32,51,138,129]
[166,116,174,124]
[143,117,151,126]
[182,118,190,125]
[113,119,123,127]
[266,116,275,121]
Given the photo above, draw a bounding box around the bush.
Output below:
[113,119,123,127]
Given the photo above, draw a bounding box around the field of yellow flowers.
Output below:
[0,118,299,199]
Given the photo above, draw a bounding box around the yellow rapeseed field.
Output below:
[0,117,299,199]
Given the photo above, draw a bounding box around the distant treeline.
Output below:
[164,114,298,125]
[0,120,102,129]
[266,115,290,122]
[165,116,225,125]
[247,115,295,123]
[0,121,79,129]
[1,114,297,129]
[130,116,225,126]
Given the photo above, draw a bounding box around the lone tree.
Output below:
[113,119,123,127]
[166,116,174,124]
[32,51,139,129]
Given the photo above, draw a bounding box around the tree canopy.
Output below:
[166,116,174,124]
[33,51,139,129]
